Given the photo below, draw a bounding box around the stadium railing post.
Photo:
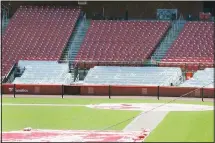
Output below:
[62,84,64,99]
[201,87,204,102]
[13,84,16,98]
[157,86,160,100]
[109,85,111,99]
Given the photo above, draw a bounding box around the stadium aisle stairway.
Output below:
[161,21,214,71]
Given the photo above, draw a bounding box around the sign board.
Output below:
[78,1,87,5]
[142,88,147,95]
[88,87,94,94]
[157,9,178,20]
[195,89,201,97]
[34,87,40,94]
[8,87,28,93]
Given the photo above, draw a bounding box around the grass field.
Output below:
[3,106,140,131]
[145,111,213,142]
[2,97,214,142]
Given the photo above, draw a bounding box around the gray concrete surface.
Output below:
[123,111,169,131]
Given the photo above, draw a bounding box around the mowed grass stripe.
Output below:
[2,106,140,131]
[145,111,214,142]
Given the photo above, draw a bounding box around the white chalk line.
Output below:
[2,103,86,107]
[2,103,213,111]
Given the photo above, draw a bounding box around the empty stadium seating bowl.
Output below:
[82,66,183,86]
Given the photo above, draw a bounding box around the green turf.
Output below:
[2,106,140,131]
[145,111,214,142]
[2,97,213,106]
[2,97,214,142]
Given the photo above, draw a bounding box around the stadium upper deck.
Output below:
[1,3,214,84]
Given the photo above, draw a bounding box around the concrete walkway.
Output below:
[123,111,169,131]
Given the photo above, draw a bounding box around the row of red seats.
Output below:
[2,6,80,76]
[161,21,214,71]
[75,20,171,67]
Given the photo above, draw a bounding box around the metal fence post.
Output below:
[62,84,64,99]
[157,86,160,100]
[13,84,16,98]
[109,85,111,99]
[201,87,204,102]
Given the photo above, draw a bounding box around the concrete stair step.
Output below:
[151,20,186,61]
[60,19,90,62]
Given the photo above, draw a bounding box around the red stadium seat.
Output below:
[75,20,171,68]
[161,21,214,70]
[2,6,81,76]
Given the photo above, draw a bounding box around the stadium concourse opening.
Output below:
[1,1,214,97]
